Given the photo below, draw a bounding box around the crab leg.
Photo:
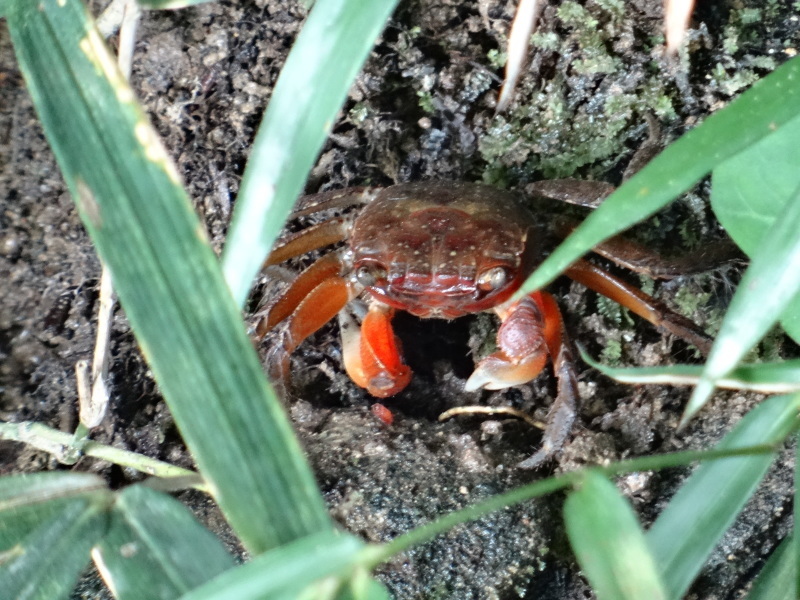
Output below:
[551,217,741,279]
[260,254,359,389]
[519,292,579,468]
[265,216,352,266]
[290,187,379,218]
[565,259,712,354]
[466,291,579,468]
[256,253,346,338]
[339,302,411,398]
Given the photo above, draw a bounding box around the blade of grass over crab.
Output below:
[684,181,800,423]
[0,472,108,551]
[712,113,800,344]
[221,0,399,308]
[647,393,800,600]
[0,497,108,600]
[581,350,800,394]
[515,55,800,299]
[6,0,331,553]
[743,536,795,600]
[93,485,236,600]
[177,530,367,600]
[565,471,666,600]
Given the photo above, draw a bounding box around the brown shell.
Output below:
[350,182,540,318]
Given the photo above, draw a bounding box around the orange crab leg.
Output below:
[565,259,712,354]
[339,303,411,398]
[265,216,352,266]
[283,278,353,351]
[256,253,345,338]
[264,274,357,389]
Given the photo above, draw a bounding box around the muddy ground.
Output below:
[1,0,798,598]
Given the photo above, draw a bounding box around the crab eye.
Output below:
[476,266,509,292]
[355,262,387,287]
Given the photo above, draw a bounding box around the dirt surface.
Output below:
[1,0,798,598]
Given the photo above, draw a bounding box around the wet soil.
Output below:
[1,0,798,598]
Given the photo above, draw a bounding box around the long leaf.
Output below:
[94,485,236,600]
[686,181,800,419]
[0,498,107,600]
[565,471,666,600]
[5,0,330,553]
[745,536,796,600]
[0,472,107,551]
[712,113,800,343]
[581,351,800,394]
[647,393,800,600]
[178,530,367,600]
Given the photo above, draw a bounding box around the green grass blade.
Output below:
[138,0,213,8]
[0,472,108,550]
[745,536,796,600]
[0,497,107,600]
[221,0,399,307]
[647,393,800,600]
[333,571,392,600]
[94,485,236,600]
[581,351,800,394]
[0,472,107,509]
[685,181,800,420]
[565,471,666,600]
[5,0,330,553]
[711,113,800,343]
[515,55,800,298]
[178,531,366,600]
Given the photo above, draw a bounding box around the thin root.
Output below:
[438,406,545,430]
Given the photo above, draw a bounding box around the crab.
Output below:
[257,181,713,467]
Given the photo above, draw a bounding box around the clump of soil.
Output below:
[1,0,796,597]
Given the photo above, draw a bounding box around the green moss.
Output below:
[349,102,370,124]
[722,25,740,54]
[673,285,711,321]
[711,64,761,96]
[557,2,598,28]
[417,90,435,114]
[487,48,507,69]
[739,8,762,24]
[757,327,786,362]
[638,276,655,297]
[530,31,560,51]
[477,0,679,183]
[597,295,635,328]
[592,0,625,20]
[599,339,623,366]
